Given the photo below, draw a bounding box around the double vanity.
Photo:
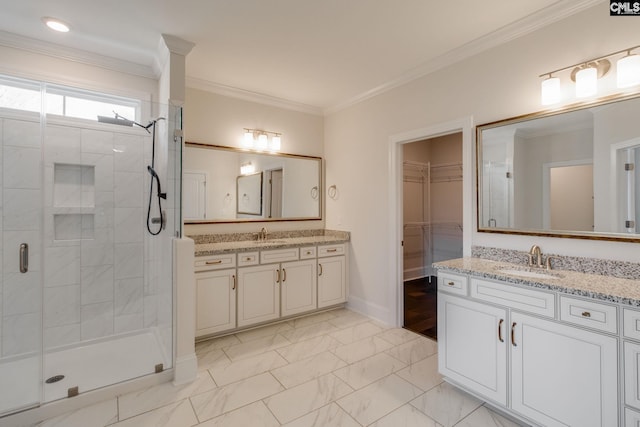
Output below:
[189,230,349,338]
[436,251,640,427]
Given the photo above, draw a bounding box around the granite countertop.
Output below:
[193,230,350,257]
[434,257,640,307]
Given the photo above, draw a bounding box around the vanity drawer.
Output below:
[195,253,236,272]
[237,252,259,267]
[318,244,345,257]
[470,278,555,318]
[260,247,299,264]
[559,296,617,334]
[437,272,468,296]
[300,246,317,259]
[624,308,640,341]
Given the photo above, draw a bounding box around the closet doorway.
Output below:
[402,133,463,339]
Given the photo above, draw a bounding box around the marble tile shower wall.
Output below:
[0,113,171,358]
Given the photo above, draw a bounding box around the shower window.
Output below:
[0,76,140,122]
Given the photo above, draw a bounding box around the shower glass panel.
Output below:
[0,76,44,416]
[0,74,180,417]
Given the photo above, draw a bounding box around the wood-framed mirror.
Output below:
[476,92,640,242]
[183,142,322,223]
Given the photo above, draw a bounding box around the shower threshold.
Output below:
[0,330,168,416]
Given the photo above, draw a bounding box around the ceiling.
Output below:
[0,0,602,113]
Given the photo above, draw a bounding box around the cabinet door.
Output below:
[196,269,236,337]
[625,341,640,411]
[438,293,508,405]
[317,256,346,308]
[281,260,317,317]
[511,312,618,427]
[237,264,280,327]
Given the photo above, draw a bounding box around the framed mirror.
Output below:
[236,172,263,216]
[183,142,322,223]
[477,93,640,242]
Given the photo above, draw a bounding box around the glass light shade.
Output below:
[270,135,281,151]
[257,133,268,149]
[617,54,640,88]
[541,76,561,105]
[243,130,254,148]
[575,67,597,98]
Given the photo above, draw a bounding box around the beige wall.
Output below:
[324,3,640,323]
[183,88,325,235]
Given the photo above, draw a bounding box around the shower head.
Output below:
[97,115,133,127]
[98,112,151,133]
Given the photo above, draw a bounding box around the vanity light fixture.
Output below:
[240,162,255,175]
[242,128,282,151]
[539,45,639,105]
[42,17,70,33]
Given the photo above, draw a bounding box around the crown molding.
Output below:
[186,76,324,116]
[324,0,605,115]
[0,30,157,80]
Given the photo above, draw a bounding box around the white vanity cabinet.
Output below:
[280,259,317,317]
[237,263,281,327]
[510,312,618,427]
[438,292,507,405]
[624,308,640,415]
[195,241,348,336]
[438,271,619,427]
[195,254,237,338]
[317,244,347,308]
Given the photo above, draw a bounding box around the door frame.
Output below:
[388,117,473,327]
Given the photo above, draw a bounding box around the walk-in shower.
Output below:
[0,74,182,417]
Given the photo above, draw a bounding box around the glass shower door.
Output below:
[0,99,44,415]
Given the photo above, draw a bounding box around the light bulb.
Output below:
[243,130,254,148]
[43,17,70,32]
[575,67,597,98]
[541,76,561,105]
[270,135,281,151]
[617,53,640,88]
[257,133,268,149]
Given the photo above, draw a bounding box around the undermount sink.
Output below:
[496,268,561,280]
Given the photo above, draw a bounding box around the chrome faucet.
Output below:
[258,227,268,241]
[528,245,543,268]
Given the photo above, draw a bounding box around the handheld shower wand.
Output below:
[146,117,167,235]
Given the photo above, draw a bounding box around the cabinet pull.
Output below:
[581,311,591,318]
[275,269,281,283]
[511,322,517,347]
[232,275,236,290]
[205,260,223,265]
[447,281,455,287]
[498,319,504,343]
[244,256,252,262]
[327,248,338,253]
[20,243,29,273]
[282,268,287,282]
[306,250,312,255]
[319,264,323,276]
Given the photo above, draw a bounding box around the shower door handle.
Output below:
[20,243,29,273]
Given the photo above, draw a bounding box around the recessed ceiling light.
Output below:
[42,17,70,33]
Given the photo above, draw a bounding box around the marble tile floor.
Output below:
[32,308,528,427]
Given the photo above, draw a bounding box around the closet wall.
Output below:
[403,133,462,281]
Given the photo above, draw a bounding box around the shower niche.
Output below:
[53,163,95,241]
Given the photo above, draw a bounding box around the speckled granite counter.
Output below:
[190,229,350,257]
[435,257,640,307]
